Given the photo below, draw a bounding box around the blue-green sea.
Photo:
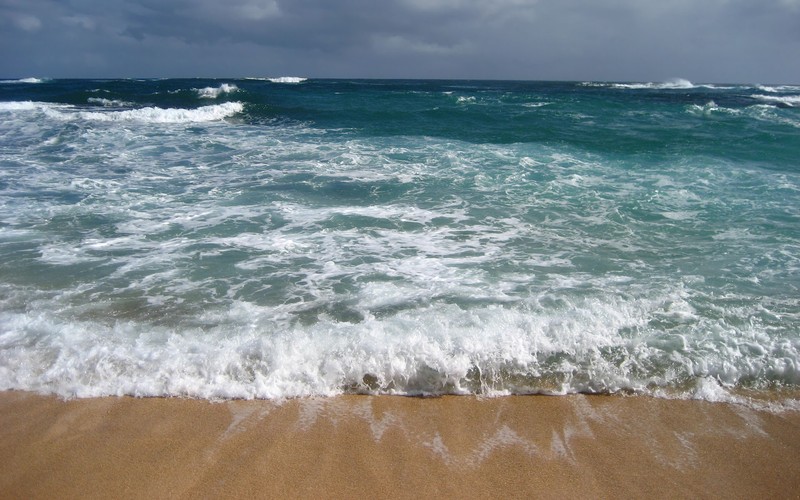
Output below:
[1,77,798,404]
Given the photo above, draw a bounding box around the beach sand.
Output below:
[1,390,799,499]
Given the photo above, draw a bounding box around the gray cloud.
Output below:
[1,0,799,83]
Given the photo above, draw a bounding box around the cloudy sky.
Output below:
[2,0,799,83]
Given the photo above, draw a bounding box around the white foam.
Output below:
[611,79,696,90]
[0,77,45,84]
[75,102,243,123]
[750,94,800,107]
[1,96,798,404]
[660,211,699,221]
[0,100,243,123]
[0,101,63,112]
[267,77,307,84]
[87,97,134,107]
[195,83,239,99]
[756,84,800,93]
[38,244,103,265]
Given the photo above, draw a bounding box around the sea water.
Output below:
[0,77,798,403]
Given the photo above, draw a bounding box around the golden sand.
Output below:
[1,391,799,499]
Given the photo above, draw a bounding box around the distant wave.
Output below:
[583,79,738,90]
[1,100,244,123]
[77,102,245,123]
[268,77,307,84]
[756,84,800,93]
[614,79,696,90]
[245,76,307,84]
[0,77,46,84]
[686,100,800,128]
[195,83,239,99]
[750,94,800,107]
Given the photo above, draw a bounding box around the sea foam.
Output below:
[0,77,45,84]
[87,97,135,107]
[750,94,800,107]
[1,78,799,406]
[195,83,239,99]
[1,100,244,123]
[267,77,307,84]
[611,79,695,90]
[79,102,243,123]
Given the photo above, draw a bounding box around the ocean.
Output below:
[0,77,798,404]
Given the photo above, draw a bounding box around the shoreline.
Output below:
[2,391,800,499]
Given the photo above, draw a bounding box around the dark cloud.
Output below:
[1,0,799,82]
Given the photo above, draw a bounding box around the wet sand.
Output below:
[1,390,799,499]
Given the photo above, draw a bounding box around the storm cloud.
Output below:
[2,0,799,82]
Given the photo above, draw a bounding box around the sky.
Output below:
[2,0,800,83]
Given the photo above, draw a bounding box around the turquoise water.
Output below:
[0,77,798,402]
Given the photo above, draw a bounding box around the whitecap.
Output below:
[0,77,45,84]
[612,79,695,90]
[69,102,244,123]
[267,77,307,84]
[756,84,800,93]
[686,101,740,117]
[87,97,135,107]
[195,83,239,99]
[750,94,800,107]
[0,101,73,113]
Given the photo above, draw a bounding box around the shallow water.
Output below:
[0,78,798,400]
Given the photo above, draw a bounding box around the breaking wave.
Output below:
[0,101,244,123]
[195,83,239,99]
[0,77,46,84]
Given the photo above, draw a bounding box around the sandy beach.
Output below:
[1,391,799,499]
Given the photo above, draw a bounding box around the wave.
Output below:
[686,100,800,128]
[584,79,738,91]
[0,101,70,112]
[1,100,244,123]
[1,286,797,401]
[686,101,740,117]
[87,97,135,107]
[244,76,307,84]
[77,102,245,123]
[195,83,239,99]
[756,84,800,93]
[268,77,307,84]
[0,77,45,84]
[614,79,696,90]
[750,94,800,107]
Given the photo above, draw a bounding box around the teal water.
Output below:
[0,77,798,402]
